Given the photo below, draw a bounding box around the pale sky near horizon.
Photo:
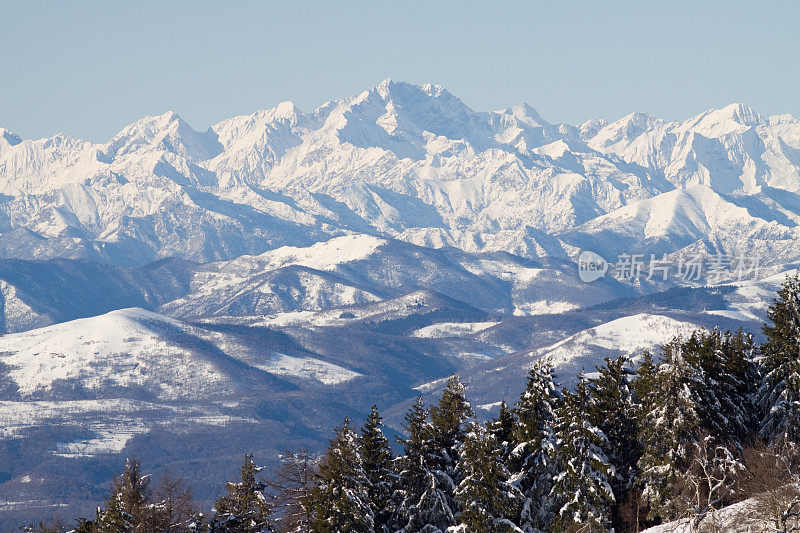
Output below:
[1,0,798,142]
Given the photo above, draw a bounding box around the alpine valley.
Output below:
[1,80,799,525]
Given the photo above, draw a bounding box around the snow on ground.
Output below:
[0,308,227,399]
[414,375,451,394]
[252,353,361,385]
[714,273,787,321]
[53,422,152,457]
[458,258,545,282]
[642,498,763,532]
[411,321,500,339]
[513,300,578,316]
[256,234,386,271]
[0,500,69,512]
[0,307,362,400]
[246,290,467,329]
[0,280,53,333]
[0,399,156,437]
[533,313,700,371]
[205,234,385,277]
[0,399,256,457]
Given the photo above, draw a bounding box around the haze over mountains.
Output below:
[0,80,799,524]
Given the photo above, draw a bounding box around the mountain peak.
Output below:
[720,102,761,125]
[111,111,186,138]
[504,103,545,124]
[587,111,661,147]
[683,103,764,134]
[364,79,457,105]
[273,100,301,118]
[621,111,659,125]
[102,110,222,162]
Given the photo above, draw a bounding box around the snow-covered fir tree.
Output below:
[588,356,640,531]
[359,405,396,531]
[212,454,273,532]
[718,329,759,442]
[550,372,615,532]
[393,398,455,533]
[759,274,800,446]
[682,329,758,446]
[638,339,704,522]
[451,424,523,533]
[96,492,136,533]
[307,418,374,532]
[486,401,517,465]
[632,350,657,409]
[425,375,475,530]
[93,457,150,533]
[511,360,560,532]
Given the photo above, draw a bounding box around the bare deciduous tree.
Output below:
[675,435,742,532]
[148,471,199,532]
[739,439,800,533]
[266,450,318,533]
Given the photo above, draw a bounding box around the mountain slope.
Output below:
[0,257,194,333]
[159,234,636,319]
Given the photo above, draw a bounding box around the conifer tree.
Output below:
[550,373,615,532]
[393,398,453,532]
[212,454,273,533]
[307,418,374,532]
[428,375,475,473]
[425,375,475,528]
[452,424,523,533]
[358,405,395,531]
[682,329,758,446]
[632,350,657,408]
[722,328,759,438]
[486,401,517,465]
[511,360,560,532]
[97,493,135,533]
[589,356,640,531]
[73,517,100,533]
[638,339,704,522]
[393,398,431,529]
[95,457,150,533]
[759,274,800,446]
[393,377,474,533]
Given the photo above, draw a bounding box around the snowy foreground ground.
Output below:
[643,499,763,532]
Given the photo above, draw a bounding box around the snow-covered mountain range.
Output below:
[2,79,800,268]
[0,81,798,525]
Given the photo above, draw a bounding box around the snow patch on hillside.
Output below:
[0,308,221,398]
[255,353,361,385]
[411,321,499,338]
[534,313,700,373]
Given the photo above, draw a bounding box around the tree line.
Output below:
[23,275,800,532]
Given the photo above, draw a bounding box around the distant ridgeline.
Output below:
[2,82,800,277]
[26,275,800,533]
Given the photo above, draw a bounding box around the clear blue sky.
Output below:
[2,0,798,142]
